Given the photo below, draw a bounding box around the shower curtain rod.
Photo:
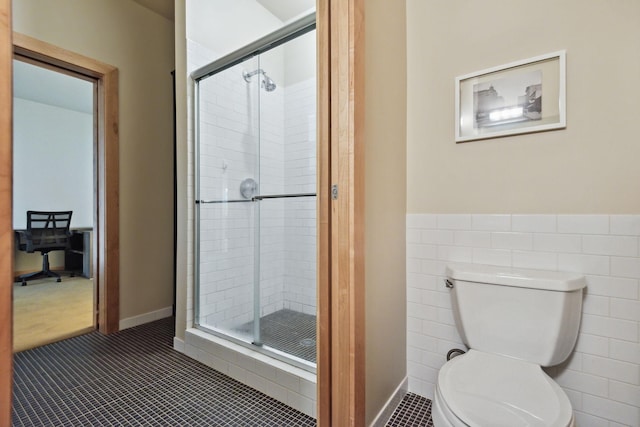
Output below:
[191,11,316,82]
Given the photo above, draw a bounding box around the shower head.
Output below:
[262,74,276,92]
[242,68,277,92]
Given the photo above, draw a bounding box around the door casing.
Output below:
[1,1,14,424]
[317,0,365,425]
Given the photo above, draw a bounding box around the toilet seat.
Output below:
[436,350,574,427]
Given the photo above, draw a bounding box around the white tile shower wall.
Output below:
[283,197,316,315]
[283,78,317,315]
[197,56,287,330]
[190,41,317,331]
[186,39,221,330]
[256,78,287,319]
[198,69,258,328]
[407,214,640,427]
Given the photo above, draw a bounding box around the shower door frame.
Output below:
[192,13,318,371]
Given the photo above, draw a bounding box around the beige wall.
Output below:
[365,0,407,424]
[407,0,640,214]
[13,0,176,320]
[174,0,188,340]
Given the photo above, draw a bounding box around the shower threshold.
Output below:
[234,309,317,364]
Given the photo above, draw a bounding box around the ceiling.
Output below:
[130,0,316,24]
[256,0,316,22]
[13,60,94,114]
[131,0,175,21]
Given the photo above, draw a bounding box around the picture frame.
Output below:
[455,51,566,143]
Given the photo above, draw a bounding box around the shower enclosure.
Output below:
[193,15,317,369]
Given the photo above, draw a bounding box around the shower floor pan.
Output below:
[234,309,317,364]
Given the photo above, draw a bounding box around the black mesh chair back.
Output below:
[24,211,73,253]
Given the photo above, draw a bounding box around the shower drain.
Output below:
[299,338,316,347]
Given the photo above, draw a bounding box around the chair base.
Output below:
[18,252,62,286]
[19,270,62,286]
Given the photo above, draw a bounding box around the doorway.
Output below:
[12,33,120,336]
[12,56,96,351]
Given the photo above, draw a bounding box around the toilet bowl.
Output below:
[433,263,585,427]
[432,350,575,427]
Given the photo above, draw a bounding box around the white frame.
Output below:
[455,51,566,143]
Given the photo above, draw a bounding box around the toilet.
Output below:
[432,263,586,427]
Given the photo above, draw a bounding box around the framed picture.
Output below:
[455,51,566,143]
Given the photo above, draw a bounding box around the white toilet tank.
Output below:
[446,263,586,367]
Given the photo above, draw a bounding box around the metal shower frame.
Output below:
[192,11,317,372]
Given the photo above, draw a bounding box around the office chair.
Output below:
[15,211,73,286]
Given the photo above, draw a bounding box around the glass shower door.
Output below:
[196,55,260,344]
[194,26,317,368]
[255,30,317,364]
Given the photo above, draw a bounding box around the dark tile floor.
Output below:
[386,393,434,427]
[12,315,432,426]
[12,317,317,426]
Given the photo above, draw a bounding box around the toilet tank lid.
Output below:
[446,263,586,292]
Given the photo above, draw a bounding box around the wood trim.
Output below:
[0,1,13,425]
[97,62,120,334]
[319,0,365,425]
[13,53,96,84]
[13,33,120,334]
[316,0,331,424]
[13,33,114,78]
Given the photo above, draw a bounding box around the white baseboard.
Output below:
[370,376,408,427]
[119,306,173,330]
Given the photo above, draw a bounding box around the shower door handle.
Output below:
[196,194,315,204]
[252,193,316,201]
[196,199,253,204]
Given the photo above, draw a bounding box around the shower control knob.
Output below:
[240,178,258,199]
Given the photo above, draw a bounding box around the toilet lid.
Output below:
[438,350,573,427]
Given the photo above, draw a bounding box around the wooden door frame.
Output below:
[317,0,365,425]
[12,33,120,335]
[1,0,13,425]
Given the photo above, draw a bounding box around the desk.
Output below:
[65,229,91,278]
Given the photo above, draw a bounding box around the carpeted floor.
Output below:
[13,276,94,352]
